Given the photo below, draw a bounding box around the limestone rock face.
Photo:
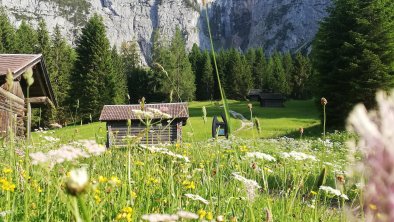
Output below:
[1,0,330,64]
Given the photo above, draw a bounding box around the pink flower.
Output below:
[347,91,394,221]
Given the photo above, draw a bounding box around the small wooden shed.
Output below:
[247,89,262,101]
[99,103,189,147]
[0,54,56,137]
[259,93,285,107]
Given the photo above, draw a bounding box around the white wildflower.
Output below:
[177,210,199,219]
[281,151,317,161]
[30,152,49,165]
[141,213,179,222]
[319,186,348,200]
[80,140,106,156]
[232,172,261,202]
[0,210,12,217]
[245,152,276,162]
[144,146,190,162]
[184,193,210,205]
[43,136,60,142]
[66,167,89,195]
[340,194,349,200]
[232,173,261,189]
[132,110,154,119]
[30,140,105,168]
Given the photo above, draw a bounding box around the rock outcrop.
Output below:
[1,0,331,64]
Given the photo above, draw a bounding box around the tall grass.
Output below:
[203,2,231,135]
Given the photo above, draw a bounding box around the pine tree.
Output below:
[292,52,312,99]
[111,46,128,104]
[226,49,253,99]
[163,28,196,101]
[212,50,229,100]
[50,25,76,124]
[282,52,294,96]
[200,51,214,100]
[15,20,38,53]
[312,0,394,127]
[69,14,115,120]
[268,52,288,94]
[37,19,51,59]
[0,8,16,53]
[245,48,256,73]
[189,43,203,100]
[254,48,267,89]
[264,56,275,91]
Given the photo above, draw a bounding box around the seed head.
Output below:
[23,67,34,87]
[321,97,327,106]
[202,106,207,123]
[248,103,253,112]
[6,69,13,90]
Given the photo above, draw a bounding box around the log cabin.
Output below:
[0,54,57,137]
[259,93,286,107]
[99,103,189,147]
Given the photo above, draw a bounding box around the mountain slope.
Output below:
[1,0,330,63]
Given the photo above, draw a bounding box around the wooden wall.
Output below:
[107,120,182,147]
[0,82,26,137]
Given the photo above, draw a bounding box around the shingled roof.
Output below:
[0,54,57,107]
[260,93,285,100]
[0,54,42,77]
[99,103,189,121]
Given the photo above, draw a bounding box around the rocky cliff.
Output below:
[0,0,330,64]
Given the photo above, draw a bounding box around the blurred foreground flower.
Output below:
[347,90,394,221]
[66,167,89,196]
[30,140,105,168]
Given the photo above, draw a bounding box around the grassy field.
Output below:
[184,99,320,141]
[0,100,359,221]
[39,99,320,144]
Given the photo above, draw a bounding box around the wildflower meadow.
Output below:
[3,93,387,222]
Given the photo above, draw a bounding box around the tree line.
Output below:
[312,0,394,128]
[0,9,314,127]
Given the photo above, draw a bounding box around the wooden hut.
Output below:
[99,103,189,147]
[259,93,285,107]
[0,54,57,137]
[247,89,262,101]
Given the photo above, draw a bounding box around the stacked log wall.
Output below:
[0,83,26,137]
[107,121,182,146]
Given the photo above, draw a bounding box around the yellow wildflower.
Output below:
[369,204,377,210]
[197,209,207,219]
[109,176,121,186]
[182,180,196,190]
[206,212,213,220]
[1,179,15,192]
[3,167,12,174]
[94,194,101,204]
[98,176,108,183]
[130,191,137,198]
[239,145,249,152]
[115,206,133,222]
[134,161,144,166]
[311,191,317,195]
[147,177,159,185]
